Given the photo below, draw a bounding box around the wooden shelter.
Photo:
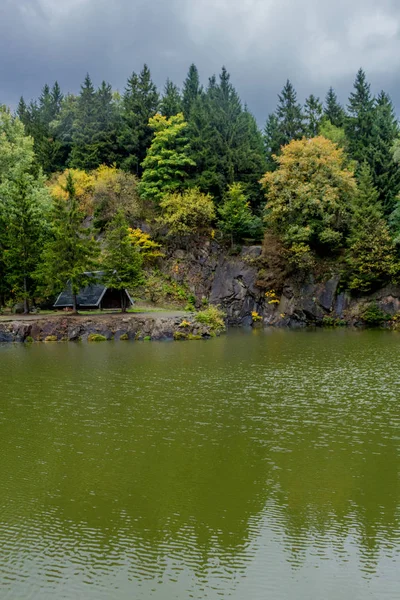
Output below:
[53,272,133,311]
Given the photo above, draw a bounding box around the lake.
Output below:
[0,329,399,599]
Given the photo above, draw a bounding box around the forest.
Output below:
[1,63,400,313]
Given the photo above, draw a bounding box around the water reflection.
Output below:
[0,330,399,599]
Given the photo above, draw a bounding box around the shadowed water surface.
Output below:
[0,329,399,599]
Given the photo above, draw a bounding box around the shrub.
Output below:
[25,336,34,343]
[361,303,391,326]
[44,335,58,342]
[88,333,107,342]
[158,187,215,237]
[195,305,226,333]
[119,333,129,341]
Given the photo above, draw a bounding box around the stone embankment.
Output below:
[0,312,218,343]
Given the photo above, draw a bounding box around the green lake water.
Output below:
[0,329,399,599]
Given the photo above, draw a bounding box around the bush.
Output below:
[88,333,107,342]
[195,305,226,333]
[158,187,215,238]
[44,335,58,342]
[361,303,391,326]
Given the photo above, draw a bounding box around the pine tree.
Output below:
[4,174,50,313]
[93,81,120,165]
[369,91,400,215]
[50,93,77,171]
[41,172,99,312]
[218,183,261,245]
[182,64,202,119]
[160,79,181,118]
[276,80,304,146]
[102,211,143,311]
[346,68,375,165]
[119,64,159,174]
[304,94,323,137]
[346,163,397,291]
[139,113,195,203]
[69,74,100,170]
[264,113,282,170]
[187,68,265,205]
[324,87,345,127]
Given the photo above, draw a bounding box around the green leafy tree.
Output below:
[40,172,99,313]
[319,119,348,150]
[102,210,143,311]
[160,79,181,118]
[218,183,262,245]
[119,64,159,174]
[261,136,357,263]
[324,87,346,127]
[345,163,397,291]
[139,113,195,203]
[304,94,323,137]
[158,188,215,238]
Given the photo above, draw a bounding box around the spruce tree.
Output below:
[139,113,195,203]
[182,64,202,119]
[346,163,397,291]
[188,68,265,205]
[93,81,120,165]
[119,64,159,174]
[276,80,304,146]
[304,94,323,137]
[324,87,345,127]
[41,172,99,313]
[218,183,261,245]
[369,91,400,215]
[264,113,282,170]
[102,211,143,311]
[4,174,50,313]
[160,79,181,118]
[70,74,100,170]
[346,68,375,165]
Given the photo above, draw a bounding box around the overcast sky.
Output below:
[1,0,400,123]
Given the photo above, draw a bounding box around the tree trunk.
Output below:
[121,289,126,313]
[72,293,78,314]
[23,276,29,315]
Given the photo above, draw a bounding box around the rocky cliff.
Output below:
[161,241,400,328]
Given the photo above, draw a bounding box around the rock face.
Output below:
[161,241,400,328]
[0,313,218,343]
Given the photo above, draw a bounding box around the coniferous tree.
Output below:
[70,74,100,170]
[103,210,143,312]
[160,79,181,118]
[94,81,120,166]
[182,64,202,119]
[188,68,265,205]
[264,113,282,171]
[40,172,99,313]
[369,91,400,215]
[346,68,375,166]
[119,64,159,174]
[4,174,50,313]
[276,80,304,146]
[218,183,262,245]
[51,93,77,171]
[304,94,323,137]
[139,113,195,203]
[324,87,346,127]
[346,163,397,291]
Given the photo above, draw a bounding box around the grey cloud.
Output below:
[1,0,400,123]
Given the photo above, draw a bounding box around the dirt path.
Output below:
[0,310,188,323]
